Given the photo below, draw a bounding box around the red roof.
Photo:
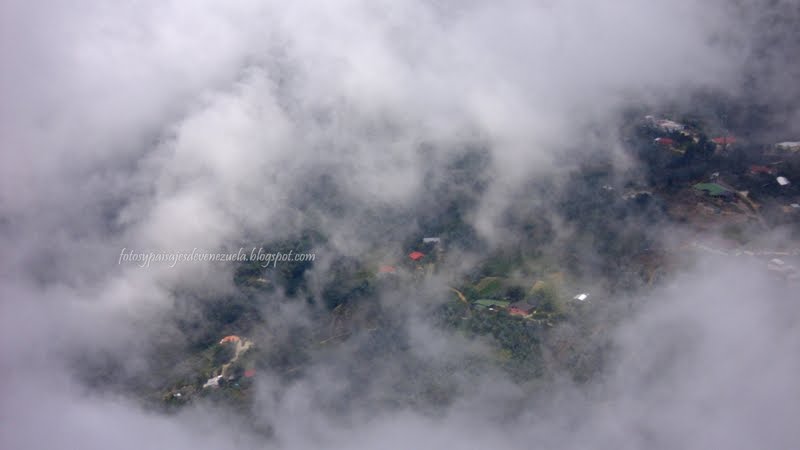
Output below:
[243,369,256,378]
[654,137,674,145]
[749,165,774,175]
[378,265,396,273]
[220,335,240,344]
[508,307,528,316]
[712,136,736,145]
[408,251,425,261]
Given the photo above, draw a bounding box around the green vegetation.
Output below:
[151,106,796,413]
[322,259,376,310]
[234,230,321,296]
[526,281,563,314]
[474,277,504,298]
[435,300,544,381]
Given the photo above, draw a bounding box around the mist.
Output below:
[2,1,799,449]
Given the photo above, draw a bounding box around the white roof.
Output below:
[422,237,440,243]
[656,119,684,131]
[771,259,785,265]
[203,375,222,389]
[777,176,790,186]
[776,141,800,147]
[573,293,589,301]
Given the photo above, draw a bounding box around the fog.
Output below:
[1,1,799,449]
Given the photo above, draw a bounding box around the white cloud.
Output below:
[1,1,798,449]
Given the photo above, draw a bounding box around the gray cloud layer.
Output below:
[2,1,799,449]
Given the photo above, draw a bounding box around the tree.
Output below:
[528,282,561,314]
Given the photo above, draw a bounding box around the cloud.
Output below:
[1,0,799,449]
[3,259,798,450]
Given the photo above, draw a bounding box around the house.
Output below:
[422,237,441,244]
[203,375,223,389]
[777,176,791,186]
[711,136,737,153]
[474,299,511,311]
[650,118,685,132]
[749,165,775,175]
[508,301,536,317]
[693,183,733,198]
[654,137,675,146]
[408,251,425,261]
[573,293,589,302]
[220,335,240,345]
[243,369,256,378]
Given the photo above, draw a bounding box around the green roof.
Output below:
[474,299,510,308]
[693,183,730,197]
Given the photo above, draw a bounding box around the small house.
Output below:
[508,301,536,317]
[656,119,685,132]
[693,183,733,198]
[474,299,511,311]
[203,375,223,389]
[654,137,675,146]
[408,251,425,261]
[749,165,774,175]
[220,335,241,345]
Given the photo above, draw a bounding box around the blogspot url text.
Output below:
[118,248,315,268]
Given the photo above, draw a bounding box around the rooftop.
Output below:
[409,251,425,261]
[693,183,731,197]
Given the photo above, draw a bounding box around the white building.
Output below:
[644,116,685,133]
[656,119,685,132]
[203,375,223,389]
